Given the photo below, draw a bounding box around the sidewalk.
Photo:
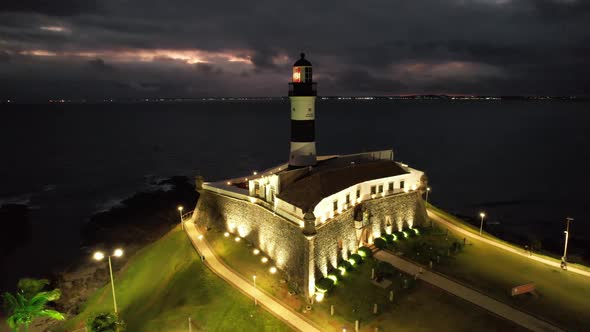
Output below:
[183,222,322,332]
[427,209,590,278]
[374,250,564,332]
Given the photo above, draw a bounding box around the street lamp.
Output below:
[562,217,574,266]
[93,248,124,314]
[479,212,486,236]
[425,187,431,205]
[253,275,257,306]
[178,206,184,230]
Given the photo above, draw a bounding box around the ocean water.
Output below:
[1,100,589,289]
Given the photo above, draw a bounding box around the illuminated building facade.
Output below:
[193,54,428,299]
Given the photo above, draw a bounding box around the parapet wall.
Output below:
[194,191,308,291]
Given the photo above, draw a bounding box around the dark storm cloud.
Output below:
[0,0,100,16]
[0,0,589,99]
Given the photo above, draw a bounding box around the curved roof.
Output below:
[277,157,408,211]
[294,53,312,67]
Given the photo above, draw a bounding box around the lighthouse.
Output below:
[288,53,317,168]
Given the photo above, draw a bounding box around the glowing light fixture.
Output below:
[315,292,324,302]
[224,232,230,237]
[113,248,124,257]
[227,181,231,185]
[327,274,338,284]
[93,251,105,261]
[234,237,241,242]
[253,171,257,175]
[253,249,260,255]
[261,257,269,263]
[198,234,204,240]
[269,266,277,274]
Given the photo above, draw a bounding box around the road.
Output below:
[374,250,564,332]
[184,222,322,332]
[427,209,590,278]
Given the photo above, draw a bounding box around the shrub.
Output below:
[328,269,342,282]
[374,237,387,249]
[357,246,372,258]
[349,253,363,266]
[315,277,335,293]
[87,312,126,332]
[338,260,353,271]
[382,234,395,243]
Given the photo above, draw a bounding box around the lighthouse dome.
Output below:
[293,53,312,67]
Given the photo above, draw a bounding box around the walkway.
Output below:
[183,222,322,332]
[374,251,564,332]
[427,209,590,278]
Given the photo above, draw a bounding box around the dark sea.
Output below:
[1,100,589,290]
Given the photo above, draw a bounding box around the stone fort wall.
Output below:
[312,191,427,280]
[193,189,427,296]
[194,191,309,291]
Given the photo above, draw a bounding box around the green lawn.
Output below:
[390,208,590,332]
[204,227,522,331]
[56,227,291,332]
[436,229,590,331]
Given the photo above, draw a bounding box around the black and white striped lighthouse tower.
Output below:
[288,53,317,167]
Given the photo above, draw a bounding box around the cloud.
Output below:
[0,0,100,16]
[0,0,588,99]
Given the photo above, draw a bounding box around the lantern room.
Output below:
[293,53,313,83]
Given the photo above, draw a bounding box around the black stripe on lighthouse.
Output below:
[290,120,315,142]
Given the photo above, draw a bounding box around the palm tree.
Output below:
[3,288,65,332]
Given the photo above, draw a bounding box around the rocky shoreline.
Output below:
[2,176,198,332]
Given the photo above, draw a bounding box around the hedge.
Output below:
[315,277,335,293]
[349,253,363,265]
[374,237,387,249]
[357,246,372,258]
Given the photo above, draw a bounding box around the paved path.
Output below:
[428,209,590,278]
[374,250,564,332]
[184,222,322,332]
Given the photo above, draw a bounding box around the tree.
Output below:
[3,287,65,332]
[86,312,126,332]
[16,279,50,300]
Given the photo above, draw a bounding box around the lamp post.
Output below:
[562,217,573,264]
[178,206,184,230]
[479,212,486,236]
[93,248,124,314]
[425,187,431,205]
[253,275,257,306]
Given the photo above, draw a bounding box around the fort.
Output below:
[192,53,428,299]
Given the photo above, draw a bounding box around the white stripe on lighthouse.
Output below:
[290,97,316,121]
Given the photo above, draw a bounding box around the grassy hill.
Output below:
[56,227,290,331]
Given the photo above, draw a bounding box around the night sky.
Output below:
[1,0,589,100]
